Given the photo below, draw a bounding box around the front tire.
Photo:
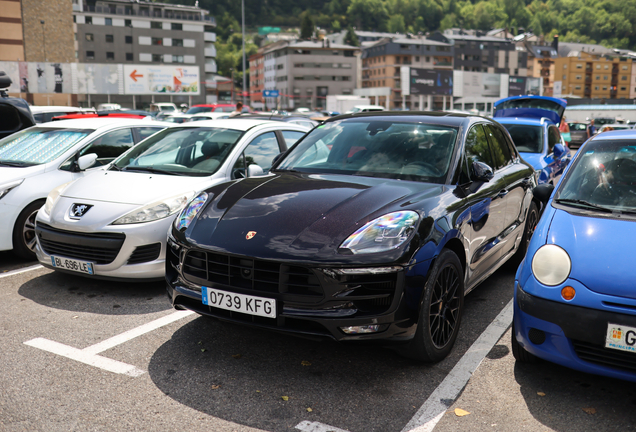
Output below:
[12,200,45,260]
[511,323,538,363]
[516,201,539,259]
[403,249,464,362]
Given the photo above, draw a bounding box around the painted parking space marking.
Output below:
[401,299,514,432]
[24,310,194,377]
[296,420,351,432]
[0,264,43,279]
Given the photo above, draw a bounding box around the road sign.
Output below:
[263,89,279,98]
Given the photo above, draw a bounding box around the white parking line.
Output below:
[24,310,194,377]
[296,420,351,432]
[0,264,43,279]
[401,299,514,432]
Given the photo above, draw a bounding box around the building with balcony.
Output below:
[555,54,633,100]
[358,37,453,110]
[72,0,215,106]
[257,39,358,110]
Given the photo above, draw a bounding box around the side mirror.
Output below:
[471,161,494,182]
[77,153,98,171]
[246,164,264,177]
[533,183,554,204]
[553,143,567,159]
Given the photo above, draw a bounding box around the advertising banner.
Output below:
[553,80,562,97]
[526,77,541,95]
[461,72,502,98]
[76,64,120,94]
[123,65,200,95]
[409,68,452,96]
[508,76,527,97]
[0,61,21,93]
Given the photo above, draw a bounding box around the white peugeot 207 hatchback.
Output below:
[35,119,309,281]
[0,118,169,259]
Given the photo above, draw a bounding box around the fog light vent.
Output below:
[341,325,381,334]
[528,328,546,345]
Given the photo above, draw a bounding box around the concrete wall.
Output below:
[22,0,75,62]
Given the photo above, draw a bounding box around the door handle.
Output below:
[498,189,509,197]
[521,177,532,186]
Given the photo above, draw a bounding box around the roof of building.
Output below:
[558,42,614,57]
[529,45,558,59]
[289,40,358,50]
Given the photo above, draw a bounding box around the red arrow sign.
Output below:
[129,69,143,82]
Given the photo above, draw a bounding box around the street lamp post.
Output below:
[230,68,234,103]
[40,20,47,62]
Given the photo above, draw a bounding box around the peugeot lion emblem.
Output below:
[69,203,93,219]
[246,231,257,240]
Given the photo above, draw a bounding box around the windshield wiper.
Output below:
[0,160,36,167]
[122,166,184,176]
[554,198,614,212]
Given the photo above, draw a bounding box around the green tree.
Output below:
[388,14,406,33]
[344,26,359,46]
[346,0,389,31]
[300,13,315,39]
[332,19,342,32]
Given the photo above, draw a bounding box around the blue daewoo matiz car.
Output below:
[494,95,571,186]
[513,129,636,382]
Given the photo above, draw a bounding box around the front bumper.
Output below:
[514,282,636,382]
[34,214,175,281]
[165,237,431,343]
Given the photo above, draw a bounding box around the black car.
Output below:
[0,72,35,139]
[166,112,538,362]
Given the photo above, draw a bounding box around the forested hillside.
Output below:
[165,0,636,82]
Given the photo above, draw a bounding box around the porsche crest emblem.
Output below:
[246,231,257,240]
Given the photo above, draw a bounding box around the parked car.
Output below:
[30,106,95,124]
[513,129,636,383]
[567,121,589,149]
[494,95,571,186]
[0,118,169,259]
[233,113,319,129]
[166,112,538,362]
[346,105,386,113]
[149,103,178,113]
[34,119,310,280]
[597,124,633,134]
[0,71,35,139]
[188,112,231,122]
[162,114,195,124]
[186,104,252,115]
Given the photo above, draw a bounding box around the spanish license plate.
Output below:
[202,287,276,318]
[605,323,636,354]
[50,255,94,275]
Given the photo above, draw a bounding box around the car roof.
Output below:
[29,106,93,113]
[191,103,235,107]
[495,117,547,126]
[174,118,301,131]
[326,111,483,127]
[33,118,172,130]
[591,129,636,140]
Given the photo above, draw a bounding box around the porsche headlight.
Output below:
[339,211,419,254]
[0,179,24,200]
[112,192,194,225]
[43,181,73,216]
[531,244,571,286]
[175,192,208,231]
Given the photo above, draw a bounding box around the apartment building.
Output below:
[258,40,358,110]
[0,0,25,62]
[555,54,633,100]
[358,37,453,109]
[249,49,265,108]
[72,0,216,105]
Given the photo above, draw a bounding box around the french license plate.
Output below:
[605,323,636,354]
[51,255,94,275]
[202,287,276,318]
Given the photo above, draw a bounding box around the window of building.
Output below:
[415,56,420,62]
[105,34,114,43]
[152,37,163,46]
[576,75,581,80]
[105,18,112,26]
[125,19,132,27]
[152,54,162,62]
[125,35,132,44]
[151,21,162,29]
[603,86,607,90]
[604,64,609,69]
[622,75,628,81]
[563,64,567,69]
[86,50,95,59]
[85,33,94,41]
[85,16,92,24]
[173,55,184,63]
[604,75,608,80]
[126,52,133,61]
[426,56,430,62]
[576,63,582,69]
[563,74,566,80]
[106,52,114,60]
[575,85,581,90]
[621,86,627,91]
[171,23,182,30]
[595,86,599,90]
[173,38,183,47]
[596,75,600,80]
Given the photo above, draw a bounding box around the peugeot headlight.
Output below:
[112,192,194,225]
[531,244,571,286]
[175,192,208,231]
[43,181,73,216]
[339,211,419,254]
[0,179,24,200]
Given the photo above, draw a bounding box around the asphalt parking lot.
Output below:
[1,256,634,432]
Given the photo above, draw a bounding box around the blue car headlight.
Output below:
[175,192,208,231]
[339,211,419,254]
[531,244,571,286]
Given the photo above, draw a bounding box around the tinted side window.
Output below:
[485,124,513,169]
[135,127,164,141]
[548,126,560,153]
[465,124,494,169]
[281,130,305,147]
[80,128,134,166]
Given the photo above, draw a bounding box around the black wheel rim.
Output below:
[429,264,461,349]
[526,208,538,240]
[22,209,39,252]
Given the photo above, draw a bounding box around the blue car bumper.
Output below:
[514,281,636,383]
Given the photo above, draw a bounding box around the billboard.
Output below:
[461,72,502,98]
[508,76,527,97]
[0,62,20,93]
[123,65,199,95]
[409,68,453,96]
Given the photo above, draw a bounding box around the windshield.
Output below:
[112,127,243,176]
[0,128,92,166]
[186,106,212,114]
[555,139,636,213]
[276,119,458,184]
[501,124,543,153]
